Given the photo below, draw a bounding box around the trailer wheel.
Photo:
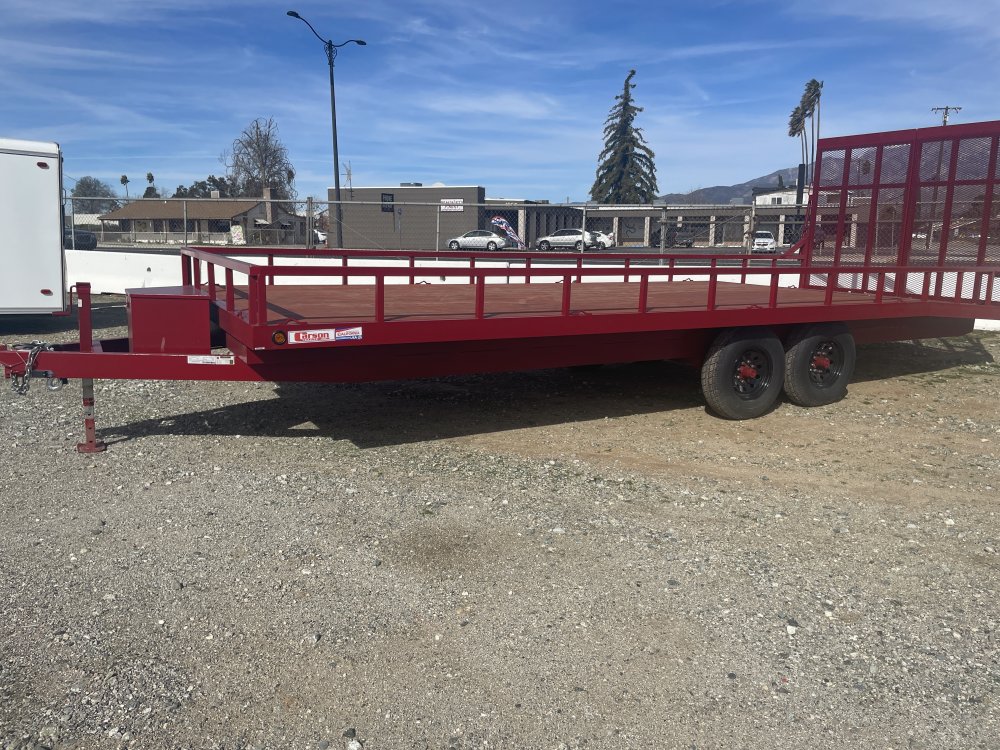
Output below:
[783,323,856,407]
[701,327,785,419]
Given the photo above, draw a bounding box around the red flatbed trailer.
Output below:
[3,121,1000,451]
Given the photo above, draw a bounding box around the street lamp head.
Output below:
[355,40,367,46]
[286,10,300,18]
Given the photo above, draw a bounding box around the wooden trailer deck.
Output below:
[227,279,908,326]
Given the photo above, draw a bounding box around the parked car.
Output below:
[535,228,599,251]
[649,228,695,248]
[63,227,97,250]
[593,230,615,249]
[751,230,777,254]
[447,230,509,251]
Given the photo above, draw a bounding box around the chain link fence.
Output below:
[65,195,817,252]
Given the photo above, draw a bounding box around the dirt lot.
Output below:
[1,300,998,749]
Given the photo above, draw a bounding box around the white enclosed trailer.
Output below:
[0,138,66,314]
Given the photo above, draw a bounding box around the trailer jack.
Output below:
[77,377,106,454]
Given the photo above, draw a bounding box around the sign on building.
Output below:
[381,193,394,213]
[440,198,464,212]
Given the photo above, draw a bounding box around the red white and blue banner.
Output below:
[490,216,525,249]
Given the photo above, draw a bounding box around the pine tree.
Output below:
[590,70,658,204]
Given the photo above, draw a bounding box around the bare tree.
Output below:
[223,118,297,200]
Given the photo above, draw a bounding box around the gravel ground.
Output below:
[1,297,999,750]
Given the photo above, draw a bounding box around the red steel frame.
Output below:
[3,121,1000,450]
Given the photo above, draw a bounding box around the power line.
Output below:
[931,106,962,125]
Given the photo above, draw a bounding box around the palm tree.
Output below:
[788,105,807,171]
[120,174,130,199]
[799,79,823,183]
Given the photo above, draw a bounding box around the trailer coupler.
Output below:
[7,342,65,395]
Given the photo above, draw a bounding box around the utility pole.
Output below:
[925,106,961,253]
[931,106,961,125]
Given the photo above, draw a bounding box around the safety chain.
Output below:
[10,341,55,395]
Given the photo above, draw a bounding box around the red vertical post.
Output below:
[225,268,234,310]
[207,263,217,300]
[409,256,416,285]
[862,144,885,292]
[469,257,475,285]
[342,255,349,285]
[77,282,94,354]
[576,257,582,284]
[638,274,649,313]
[250,272,268,325]
[475,274,485,318]
[75,282,105,453]
[706,260,717,311]
[561,276,571,315]
[525,257,532,285]
[973,137,998,300]
[375,276,385,323]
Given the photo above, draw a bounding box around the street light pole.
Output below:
[287,10,365,249]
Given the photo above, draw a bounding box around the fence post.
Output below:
[183,200,188,247]
[306,196,314,249]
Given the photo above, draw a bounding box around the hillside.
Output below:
[660,166,801,205]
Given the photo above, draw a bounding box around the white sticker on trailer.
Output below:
[288,327,363,344]
[186,355,235,365]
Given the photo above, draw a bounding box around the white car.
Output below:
[447,230,509,251]
[593,230,615,249]
[751,230,777,254]
[313,228,327,243]
[536,228,599,251]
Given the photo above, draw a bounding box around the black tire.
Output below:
[449,240,460,250]
[539,241,551,251]
[598,242,608,250]
[783,323,856,407]
[574,240,584,251]
[486,241,498,251]
[701,327,785,420]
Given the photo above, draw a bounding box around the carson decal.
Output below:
[288,327,363,344]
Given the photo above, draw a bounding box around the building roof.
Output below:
[100,199,262,221]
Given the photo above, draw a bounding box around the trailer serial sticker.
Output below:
[186,355,235,365]
[288,327,363,344]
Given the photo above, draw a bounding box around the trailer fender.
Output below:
[782,323,856,407]
[701,327,785,420]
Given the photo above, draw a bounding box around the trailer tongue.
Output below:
[3,120,1000,451]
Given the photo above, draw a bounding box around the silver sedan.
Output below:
[447,230,509,251]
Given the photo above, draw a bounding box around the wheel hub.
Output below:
[733,349,770,398]
[808,341,840,386]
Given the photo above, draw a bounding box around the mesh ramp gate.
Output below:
[808,120,1000,301]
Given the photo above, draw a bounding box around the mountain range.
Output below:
[659,166,802,205]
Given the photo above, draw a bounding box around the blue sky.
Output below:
[4,0,1000,202]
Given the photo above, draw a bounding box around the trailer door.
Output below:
[0,138,65,314]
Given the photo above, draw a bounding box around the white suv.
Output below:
[751,230,777,254]
[536,229,598,251]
